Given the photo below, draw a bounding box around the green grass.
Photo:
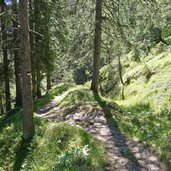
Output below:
[99,43,171,167]
[58,87,97,108]
[112,103,171,167]
[100,44,171,111]
[0,84,107,171]
[115,45,171,111]
[33,83,74,111]
[1,42,171,170]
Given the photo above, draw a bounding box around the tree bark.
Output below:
[37,69,42,98]
[118,56,125,100]
[12,0,22,107]
[91,0,103,94]
[0,94,4,115]
[32,62,37,98]
[47,69,51,91]
[29,0,37,99]
[34,0,42,98]
[45,1,52,91]
[1,1,11,112]
[19,0,35,140]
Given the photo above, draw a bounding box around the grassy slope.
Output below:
[119,44,171,110]
[100,43,171,167]
[0,84,107,171]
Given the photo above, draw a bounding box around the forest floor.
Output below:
[37,90,168,171]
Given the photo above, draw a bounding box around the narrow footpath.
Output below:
[37,94,168,171]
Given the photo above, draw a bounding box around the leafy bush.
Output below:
[99,63,120,97]
[55,145,90,171]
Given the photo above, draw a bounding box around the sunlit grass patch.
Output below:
[0,85,107,171]
[112,102,171,166]
[58,87,97,108]
[28,123,106,171]
[33,83,74,111]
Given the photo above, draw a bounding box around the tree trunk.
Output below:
[1,1,11,112]
[0,94,4,115]
[32,63,37,99]
[118,56,125,100]
[37,69,42,98]
[29,0,37,99]
[13,0,22,107]
[19,0,35,140]
[47,69,51,91]
[44,1,52,91]
[34,0,42,98]
[91,0,103,94]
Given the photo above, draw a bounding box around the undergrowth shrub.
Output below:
[54,145,90,171]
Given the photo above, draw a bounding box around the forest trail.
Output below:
[37,92,168,171]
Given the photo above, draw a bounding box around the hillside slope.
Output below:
[100,43,171,110]
[100,43,171,167]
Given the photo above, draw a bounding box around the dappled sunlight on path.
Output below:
[37,95,168,171]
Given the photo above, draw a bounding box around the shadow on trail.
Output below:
[93,93,142,171]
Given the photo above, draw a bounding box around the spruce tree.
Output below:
[19,0,35,140]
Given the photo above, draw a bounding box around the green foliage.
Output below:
[22,123,106,171]
[121,49,171,110]
[0,85,106,171]
[58,86,97,108]
[99,42,171,166]
[33,83,74,111]
[0,114,105,171]
[99,62,120,97]
[112,103,171,167]
[55,145,90,171]
[100,44,171,111]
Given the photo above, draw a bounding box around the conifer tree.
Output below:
[19,0,35,140]
[91,0,103,93]
[1,0,11,112]
[12,0,22,106]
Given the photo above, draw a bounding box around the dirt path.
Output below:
[37,96,168,171]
